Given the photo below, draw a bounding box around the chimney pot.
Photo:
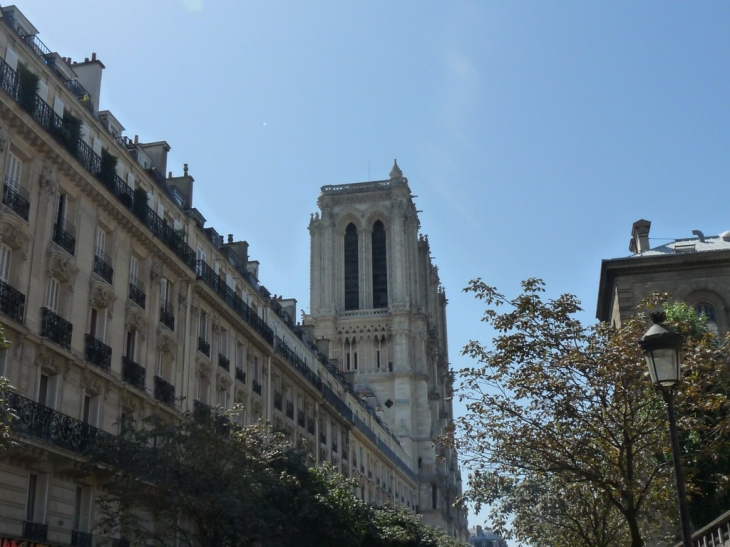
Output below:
[228,234,233,243]
[92,52,97,61]
[183,163,189,176]
[85,57,89,63]
[630,219,651,254]
[134,135,139,144]
[168,171,172,178]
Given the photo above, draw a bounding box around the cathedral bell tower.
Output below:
[305,161,462,532]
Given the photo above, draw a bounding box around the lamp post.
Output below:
[639,312,692,547]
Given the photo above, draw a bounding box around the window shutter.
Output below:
[4,47,17,71]
[129,256,138,280]
[92,138,102,155]
[96,309,107,342]
[160,278,168,308]
[46,278,60,312]
[95,227,106,256]
[36,80,48,102]
[52,96,65,119]
[4,152,21,192]
[0,244,11,283]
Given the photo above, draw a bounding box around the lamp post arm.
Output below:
[662,387,693,547]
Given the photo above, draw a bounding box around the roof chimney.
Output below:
[629,219,651,254]
[692,229,705,242]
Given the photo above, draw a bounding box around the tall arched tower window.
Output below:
[372,220,388,308]
[344,223,359,310]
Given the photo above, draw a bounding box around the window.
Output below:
[160,278,172,311]
[696,302,717,323]
[89,308,107,342]
[25,472,49,527]
[129,255,139,286]
[344,223,359,310]
[95,226,106,258]
[26,474,37,522]
[0,243,11,283]
[125,330,137,361]
[372,221,388,308]
[4,151,22,193]
[82,394,100,427]
[38,373,58,409]
[199,311,208,341]
[53,191,67,226]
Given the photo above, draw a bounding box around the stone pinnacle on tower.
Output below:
[389,159,403,180]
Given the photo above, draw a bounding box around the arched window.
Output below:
[696,302,717,324]
[372,221,388,308]
[344,223,359,310]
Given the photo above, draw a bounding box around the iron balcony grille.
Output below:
[71,531,93,547]
[154,375,175,407]
[5,391,113,455]
[160,305,175,330]
[2,177,30,220]
[252,379,262,396]
[23,521,48,542]
[273,336,321,391]
[128,276,146,308]
[274,391,283,411]
[93,248,113,284]
[41,307,72,350]
[85,334,111,371]
[286,400,294,420]
[218,353,229,371]
[197,337,210,357]
[0,279,25,322]
[122,356,146,391]
[297,410,305,428]
[235,367,246,384]
[53,218,76,256]
[63,79,94,113]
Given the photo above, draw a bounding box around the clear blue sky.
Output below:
[23,0,730,530]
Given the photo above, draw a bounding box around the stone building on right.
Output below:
[596,219,730,334]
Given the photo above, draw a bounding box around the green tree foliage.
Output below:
[451,279,730,547]
[92,410,466,547]
[0,323,14,450]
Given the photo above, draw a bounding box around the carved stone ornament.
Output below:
[211,314,221,336]
[178,282,188,307]
[125,306,149,340]
[0,213,32,253]
[89,280,117,312]
[191,297,201,316]
[235,387,246,403]
[81,372,104,395]
[12,333,25,358]
[157,327,177,358]
[196,359,212,380]
[119,393,139,412]
[150,260,162,283]
[39,167,57,197]
[47,248,79,284]
[217,373,232,391]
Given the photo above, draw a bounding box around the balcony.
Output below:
[41,307,72,350]
[297,409,305,428]
[53,218,76,256]
[154,375,175,407]
[286,400,294,420]
[0,279,25,322]
[2,178,30,220]
[218,353,229,371]
[23,521,47,542]
[197,337,210,357]
[63,79,94,113]
[252,379,262,396]
[274,391,282,411]
[122,356,145,391]
[71,531,93,547]
[6,391,112,455]
[85,334,111,371]
[93,249,113,284]
[160,305,175,330]
[128,276,146,308]
[235,367,246,384]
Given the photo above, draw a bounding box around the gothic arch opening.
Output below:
[372,220,388,308]
[344,223,359,310]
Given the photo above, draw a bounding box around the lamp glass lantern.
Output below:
[639,319,682,388]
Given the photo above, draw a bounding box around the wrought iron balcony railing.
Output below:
[53,218,76,256]
[0,279,25,322]
[285,400,294,419]
[218,353,229,371]
[41,307,72,350]
[197,337,210,357]
[128,276,146,309]
[85,334,111,371]
[64,79,94,113]
[6,391,113,455]
[154,375,175,407]
[122,356,146,391]
[93,248,113,284]
[2,177,30,220]
[23,521,48,542]
[235,367,246,384]
[252,379,262,396]
[71,530,93,547]
[273,336,322,391]
[160,306,175,330]
[297,409,305,428]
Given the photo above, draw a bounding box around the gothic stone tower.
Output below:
[305,161,463,533]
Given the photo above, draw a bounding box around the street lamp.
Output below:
[639,312,692,547]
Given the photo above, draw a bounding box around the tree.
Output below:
[451,279,730,547]
[92,409,468,547]
[0,322,14,450]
